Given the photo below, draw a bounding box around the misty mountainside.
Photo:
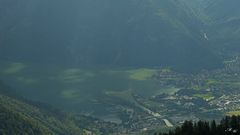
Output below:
[2,0,238,72]
[181,0,240,54]
[204,0,240,54]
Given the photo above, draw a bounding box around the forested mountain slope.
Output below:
[0,81,119,135]
[0,81,83,135]
[181,0,240,55]
[0,0,223,72]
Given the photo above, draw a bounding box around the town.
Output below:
[84,55,240,134]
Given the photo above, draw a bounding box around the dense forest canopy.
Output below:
[157,116,240,135]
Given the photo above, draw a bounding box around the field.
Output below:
[227,111,240,116]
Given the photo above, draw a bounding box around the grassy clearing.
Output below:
[105,90,135,103]
[127,68,158,81]
[206,79,218,86]
[3,63,26,74]
[227,111,240,116]
[61,89,80,99]
[191,85,202,91]
[162,87,180,95]
[193,94,214,101]
[58,69,95,83]
[16,76,38,84]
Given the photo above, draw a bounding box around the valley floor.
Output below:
[1,56,240,134]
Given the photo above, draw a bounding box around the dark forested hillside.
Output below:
[0,81,118,135]
[0,82,83,135]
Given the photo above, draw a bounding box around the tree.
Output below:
[155,116,240,135]
[210,120,217,135]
